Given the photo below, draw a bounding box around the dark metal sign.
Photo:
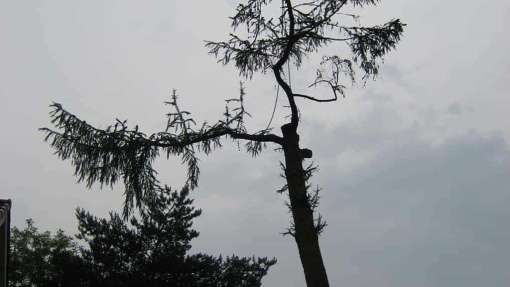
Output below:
[0,199,11,287]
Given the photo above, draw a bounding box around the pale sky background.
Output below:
[1,1,510,286]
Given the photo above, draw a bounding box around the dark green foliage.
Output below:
[78,186,276,286]
[41,89,282,217]
[207,0,404,80]
[9,219,88,287]
[10,187,275,287]
[41,103,161,217]
[346,19,404,77]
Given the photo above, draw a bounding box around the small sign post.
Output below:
[0,199,11,287]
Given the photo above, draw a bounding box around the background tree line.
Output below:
[9,187,275,287]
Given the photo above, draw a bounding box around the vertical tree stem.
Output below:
[281,124,329,287]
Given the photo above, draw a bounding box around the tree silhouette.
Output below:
[41,1,404,286]
[9,219,88,286]
[76,186,275,287]
[10,187,275,287]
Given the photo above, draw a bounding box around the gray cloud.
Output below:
[1,1,510,286]
[188,122,510,286]
[316,130,510,287]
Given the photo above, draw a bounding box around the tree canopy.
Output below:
[10,187,275,287]
[41,0,404,216]
[10,219,87,287]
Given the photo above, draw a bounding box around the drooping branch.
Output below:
[41,87,282,216]
[344,19,405,77]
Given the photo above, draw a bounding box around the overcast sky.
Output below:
[1,1,510,286]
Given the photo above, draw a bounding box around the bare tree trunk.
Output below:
[281,124,329,287]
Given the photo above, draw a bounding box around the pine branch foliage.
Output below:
[41,87,282,216]
[206,0,404,89]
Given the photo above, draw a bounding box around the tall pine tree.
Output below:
[42,1,404,286]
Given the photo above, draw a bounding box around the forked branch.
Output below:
[207,0,404,131]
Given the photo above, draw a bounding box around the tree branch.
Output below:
[273,0,299,129]
[229,130,283,144]
[292,93,337,103]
